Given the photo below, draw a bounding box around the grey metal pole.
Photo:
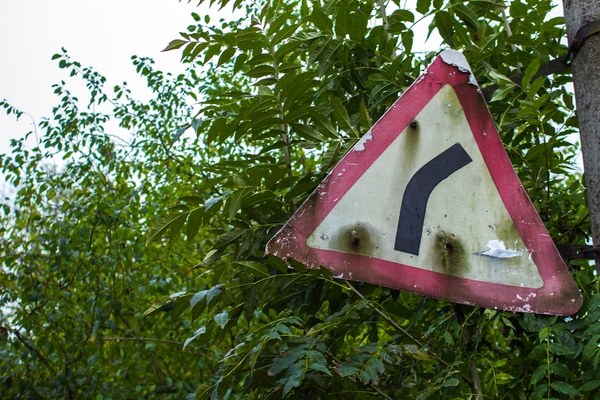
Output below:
[563,0,600,274]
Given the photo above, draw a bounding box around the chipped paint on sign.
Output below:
[354,130,373,152]
[439,50,479,87]
[265,50,582,315]
[477,240,522,259]
[304,85,543,288]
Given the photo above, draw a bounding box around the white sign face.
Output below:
[266,50,581,315]
[305,84,543,288]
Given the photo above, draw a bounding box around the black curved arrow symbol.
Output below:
[394,143,472,255]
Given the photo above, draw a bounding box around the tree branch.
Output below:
[8,327,56,374]
[344,280,474,386]
[100,337,209,353]
[378,0,396,60]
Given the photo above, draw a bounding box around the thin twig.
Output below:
[101,337,209,353]
[555,213,589,242]
[270,44,293,179]
[149,351,164,386]
[9,327,56,373]
[378,0,396,60]
[371,385,394,400]
[343,280,474,385]
[501,8,522,72]
[457,306,483,398]
[102,337,184,345]
[328,352,394,399]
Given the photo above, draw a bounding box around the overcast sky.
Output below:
[0,0,564,155]
[0,0,227,149]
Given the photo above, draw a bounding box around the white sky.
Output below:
[0,0,444,154]
[0,0,226,150]
[0,0,565,156]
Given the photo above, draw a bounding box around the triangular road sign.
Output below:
[266,50,582,315]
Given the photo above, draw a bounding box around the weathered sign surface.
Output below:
[266,50,582,315]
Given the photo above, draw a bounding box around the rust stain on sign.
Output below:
[265,50,582,315]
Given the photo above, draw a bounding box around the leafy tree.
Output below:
[1,0,598,399]
[0,54,212,398]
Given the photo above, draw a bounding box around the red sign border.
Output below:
[266,52,582,315]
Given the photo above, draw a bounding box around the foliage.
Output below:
[0,53,213,397]
[1,0,598,399]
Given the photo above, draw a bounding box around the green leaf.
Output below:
[521,58,541,88]
[235,261,271,278]
[434,11,455,48]
[310,8,333,33]
[495,373,513,384]
[452,17,471,46]
[309,109,339,139]
[443,331,454,345]
[266,254,289,273]
[580,380,600,392]
[186,207,204,241]
[183,326,206,349]
[360,365,379,384]
[143,295,172,317]
[171,293,194,319]
[391,9,414,23]
[358,98,372,131]
[272,24,301,46]
[242,191,277,207]
[214,229,250,249]
[506,33,532,47]
[401,30,413,54]
[244,284,260,321]
[267,13,290,36]
[548,342,574,356]
[441,378,460,387]
[510,0,528,18]
[245,65,276,79]
[530,364,547,386]
[146,212,190,246]
[205,285,224,305]
[162,39,189,52]
[308,362,332,376]
[330,97,358,137]
[489,70,516,86]
[282,367,304,396]
[233,53,248,75]
[228,189,248,221]
[452,4,479,29]
[531,383,548,400]
[214,310,229,329]
[370,358,385,374]
[217,47,236,67]
[550,362,576,380]
[335,6,351,38]
[336,366,359,377]
[405,345,431,360]
[491,84,515,102]
[190,291,207,312]
[200,249,219,265]
[291,123,325,143]
[528,76,546,98]
[291,31,327,43]
[321,140,341,171]
[417,0,432,14]
[550,381,582,397]
[348,11,368,43]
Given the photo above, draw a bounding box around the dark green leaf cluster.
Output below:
[0,49,218,398]
[138,0,597,399]
[2,0,598,399]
